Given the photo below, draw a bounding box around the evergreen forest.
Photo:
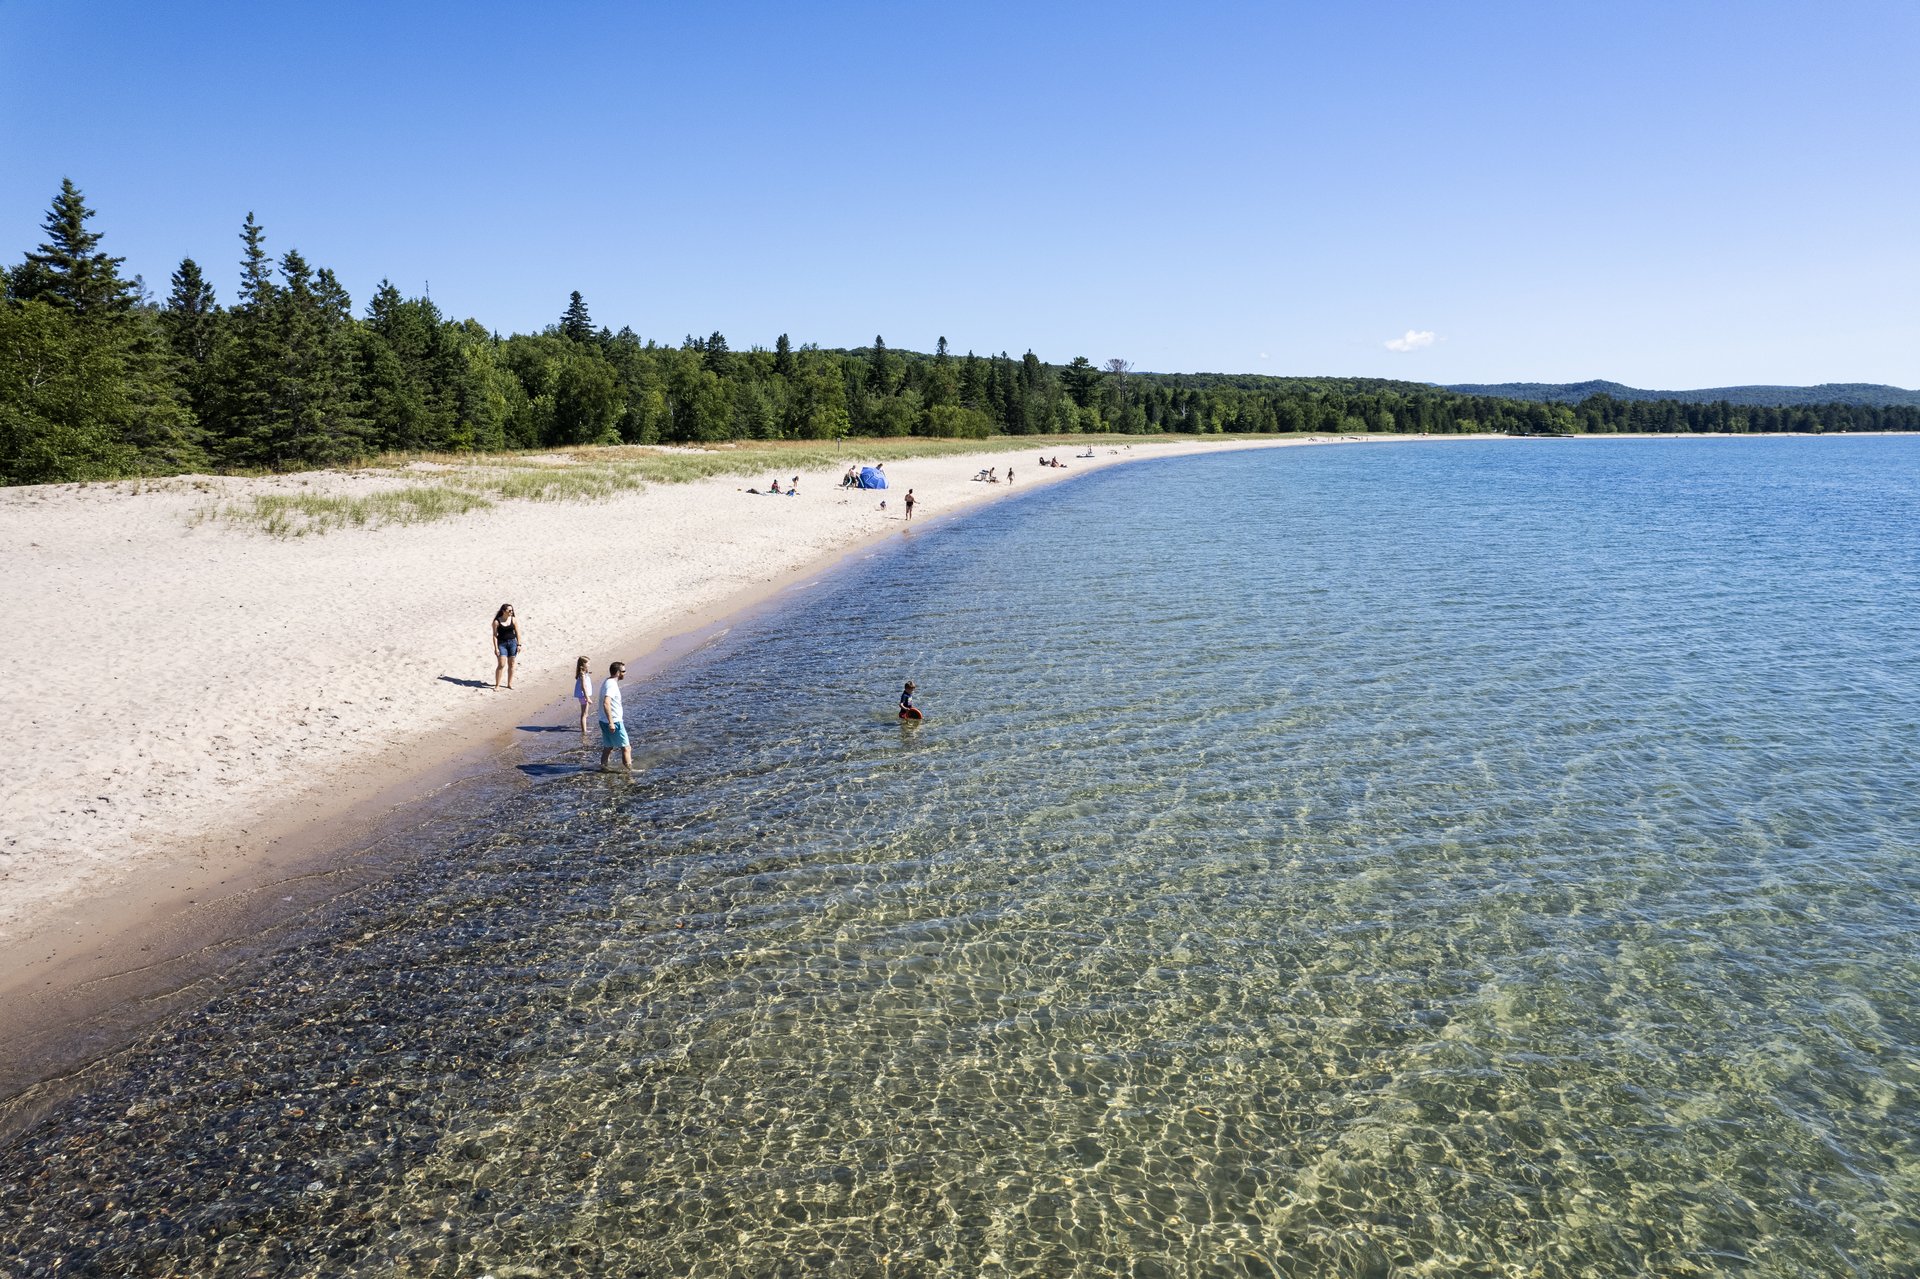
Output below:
[6,181,1917,486]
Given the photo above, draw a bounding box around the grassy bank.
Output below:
[190,434,1320,536]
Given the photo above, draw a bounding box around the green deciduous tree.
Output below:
[924,403,992,438]
[549,352,624,444]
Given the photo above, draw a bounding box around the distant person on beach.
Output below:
[599,661,631,772]
[573,656,592,732]
[790,475,801,495]
[1008,465,1014,485]
[841,466,859,488]
[492,604,521,690]
[899,680,922,719]
[904,489,916,519]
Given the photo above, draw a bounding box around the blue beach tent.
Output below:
[858,466,888,489]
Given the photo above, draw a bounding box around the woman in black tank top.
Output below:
[492,603,522,690]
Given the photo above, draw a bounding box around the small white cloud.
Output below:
[1384,329,1436,353]
[1258,351,1269,360]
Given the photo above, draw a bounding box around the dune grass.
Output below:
[197,433,1293,536]
[213,487,497,537]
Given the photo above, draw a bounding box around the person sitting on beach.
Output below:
[789,475,801,495]
[573,655,593,732]
[899,680,922,720]
[841,466,859,488]
[770,477,783,494]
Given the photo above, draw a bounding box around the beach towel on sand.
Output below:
[858,466,888,489]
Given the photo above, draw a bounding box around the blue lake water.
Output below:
[2,438,1917,1276]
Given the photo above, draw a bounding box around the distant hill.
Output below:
[1445,380,1920,408]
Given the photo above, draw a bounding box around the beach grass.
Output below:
[198,433,1314,536]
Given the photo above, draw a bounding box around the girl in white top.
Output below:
[573,656,592,732]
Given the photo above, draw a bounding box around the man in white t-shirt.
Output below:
[599,661,631,772]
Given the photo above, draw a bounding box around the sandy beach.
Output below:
[4,436,1461,1031]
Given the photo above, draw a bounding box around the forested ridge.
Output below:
[1448,379,1920,409]
[6,181,1916,486]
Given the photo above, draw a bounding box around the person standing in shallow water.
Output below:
[572,656,593,732]
[492,604,522,690]
[599,661,631,772]
[899,680,922,719]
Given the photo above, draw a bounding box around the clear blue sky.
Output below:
[4,1,1916,386]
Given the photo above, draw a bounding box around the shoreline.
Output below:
[3,433,1459,1110]
[2,427,1908,1113]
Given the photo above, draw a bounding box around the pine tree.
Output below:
[869,334,896,394]
[1061,355,1101,408]
[163,258,219,365]
[158,258,224,461]
[2,184,198,477]
[773,333,794,378]
[273,253,366,465]
[213,214,284,462]
[704,330,732,375]
[960,351,986,409]
[0,302,138,481]
[12,179,134,316]
[559,291,593,341]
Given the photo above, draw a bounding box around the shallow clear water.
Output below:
[4,438,1918,1277]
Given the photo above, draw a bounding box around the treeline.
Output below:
[5,181,1915,485]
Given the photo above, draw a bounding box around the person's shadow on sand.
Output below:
[438,675,490,689]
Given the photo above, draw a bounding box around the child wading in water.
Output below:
[899,680,922,720]
[573,656,593,732]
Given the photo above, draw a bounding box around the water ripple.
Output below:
[3,439,1918,1277]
